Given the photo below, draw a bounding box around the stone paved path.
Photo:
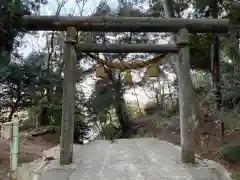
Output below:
[24,138,232,180]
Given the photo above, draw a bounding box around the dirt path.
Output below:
[0,130,60,179]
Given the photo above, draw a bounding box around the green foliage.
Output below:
[149,0,222,72]
[74,118,92,142]
[0,51,60,123]
[189,34,212,71]
[0,0,47,63]
[0,54,50,106]
[222,144,240,162]
[88,79,115,114]
[193,0,227,17]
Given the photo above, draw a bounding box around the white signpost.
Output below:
[0,121,19,180]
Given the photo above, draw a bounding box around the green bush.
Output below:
[222,144,240,163]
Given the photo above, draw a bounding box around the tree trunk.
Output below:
[210,0,224,146]
[133,86,142,115]
[53,86,63,125]
[211,0,221,110]
[8,91,21,122]
[229,6,240,113]
[27,107,34,121]
[40,106,52,125]
[107,66,131,138]
[8,107,16,122]
[27,107,39,129]
[114,94,131,138]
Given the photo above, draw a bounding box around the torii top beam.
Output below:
[22,15,231,33]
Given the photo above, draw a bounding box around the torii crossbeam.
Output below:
[23,15,231,33]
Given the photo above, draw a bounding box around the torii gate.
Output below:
[20,5,240,165]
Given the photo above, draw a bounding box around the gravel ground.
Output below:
[20,138,232,180]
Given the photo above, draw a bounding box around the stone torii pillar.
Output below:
[60,27,78,165]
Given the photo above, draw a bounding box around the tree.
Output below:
[0,0,47,64]
[0,0,49,122]
[85,0,158,138]
[0,52,52,122]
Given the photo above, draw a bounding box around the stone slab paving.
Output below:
[27,138,232,180]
